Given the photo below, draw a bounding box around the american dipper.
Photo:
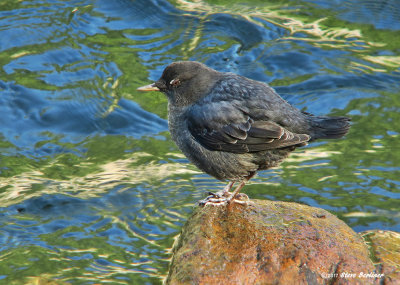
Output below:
[138,61,350,205]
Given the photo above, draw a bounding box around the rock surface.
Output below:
[167,200,386,285]
[361,230,400,284]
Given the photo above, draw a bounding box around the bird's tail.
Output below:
[306,114,351,140]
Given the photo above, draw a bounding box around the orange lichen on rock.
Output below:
[167,200,387,285]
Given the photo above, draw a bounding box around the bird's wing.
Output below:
[186,101,310,154]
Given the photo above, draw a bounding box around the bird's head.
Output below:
[137,61,220,106]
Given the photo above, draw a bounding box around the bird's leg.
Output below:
[199,172,255,206]
[227,180,247,204]
[227,172,256,204]
[198,181,235,206]
[221,181,234,196]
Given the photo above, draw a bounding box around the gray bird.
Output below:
[138,61,350,205]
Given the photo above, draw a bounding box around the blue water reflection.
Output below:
[306,0,400,30]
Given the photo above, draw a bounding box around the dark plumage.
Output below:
[138,61,350,205]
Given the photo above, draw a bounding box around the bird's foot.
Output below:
[199,191,251,207]
[226,193,251,205]
[198,191,229,206]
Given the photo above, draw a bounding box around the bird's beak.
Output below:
[137,83,160,92]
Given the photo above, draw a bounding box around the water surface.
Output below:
[0,0,399,283]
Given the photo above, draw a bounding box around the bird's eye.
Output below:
[170,78,181,87]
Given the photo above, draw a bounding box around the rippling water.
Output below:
[0,0,399,283]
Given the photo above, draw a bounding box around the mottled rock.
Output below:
[167,200,382,285]
[361,230,400,284]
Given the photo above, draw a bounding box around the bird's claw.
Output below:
[198,191,227,206]
[198,191,251,207]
